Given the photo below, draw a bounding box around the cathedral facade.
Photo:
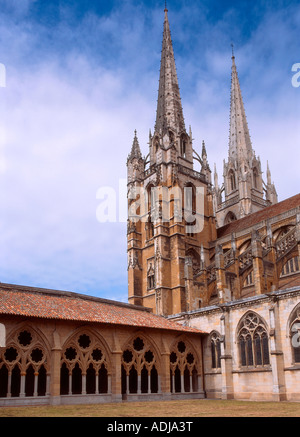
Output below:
[0,8,300,406]
[127,8,300,401]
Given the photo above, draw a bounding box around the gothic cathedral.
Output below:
[127,8,300,401]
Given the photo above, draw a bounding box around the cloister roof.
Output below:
[0,283,205,335]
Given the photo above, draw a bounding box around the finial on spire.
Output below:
[231,43,235,59]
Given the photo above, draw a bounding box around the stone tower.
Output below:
[213,51,278,227]
[127,8,216,316]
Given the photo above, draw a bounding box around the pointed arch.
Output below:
[253,167,259,189]
[236,311,270,368]
[228,169,236,192]
[224,211,237,225]
[0,324,51,398]
[287,303,300,364]
[169,335,201,394]
[121,331,162,395]
[60,327,112,396]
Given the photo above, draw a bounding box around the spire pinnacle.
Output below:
[128,130,142,161]
[228,52,252,161]
[231,43,235,59]
[155,8,186,136]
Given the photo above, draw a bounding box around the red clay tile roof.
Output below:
[0,283,205,334]
[217,193,300,238]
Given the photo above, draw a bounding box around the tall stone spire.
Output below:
[229,52,252,161]
[155,7,186,136]
[128,130,142,161]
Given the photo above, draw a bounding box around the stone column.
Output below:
[220,309,234,400]
[20,372,26,397]
[107,374,112,394]
[181,373,185,393]
[269,298,287,401]
[68,373,72,395]
[251,230,265,295]
[7,372,12,397]
[33,372,38,397]
[82,373,86,395]
[137,373,141,394]
[111,330,123,402]
[160,352,171,395]
[49,330,62,405]
[215,245,228,304]
[95,373,99,394]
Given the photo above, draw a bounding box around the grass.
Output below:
[1,399,300,417]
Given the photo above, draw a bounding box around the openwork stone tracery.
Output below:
[121,336,159,395]
[60,331,110,395]
[0,327,49,398]
[169,340,200,393]
[237,312,270,368]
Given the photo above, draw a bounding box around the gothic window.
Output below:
[121,336,158,395]
[237,312,270,368]
[0,328,49,398]
[253,168,259,189]
[170,340,199,394]
[148,273,155,290]
[224,211,237,225]
[228,170,236,191]
[180,134,187,158]
[184,183,196,214]
[210,332,221,369]
[243,270,254,287]
[146,218,154,240]
[60,331,110,395]
[147,263,155,291]
[147,184,155,213]
[280,256,300,277]
[154,137,159,153]
[289,304,300,364]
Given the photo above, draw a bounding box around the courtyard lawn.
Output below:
[0,399,300,417]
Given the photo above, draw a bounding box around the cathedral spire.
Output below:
[155,8,186,136]
[128,130,142,161]
[229,52,252,161]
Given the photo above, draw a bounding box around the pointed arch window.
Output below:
[253,168,259,189]
[147,263,155,290]
[237,312,270,368]
[289,305,300,364]
[180,134,187,158]
[169,340,199,394]
[0,328,49,398]
[147,184,155,214]
[280,256,299,277]
[243,270,254,287]
[228,170,236,192]
[60,332,110,396]
[121,336,159,395]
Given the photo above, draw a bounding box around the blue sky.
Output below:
[0,0,299,302]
